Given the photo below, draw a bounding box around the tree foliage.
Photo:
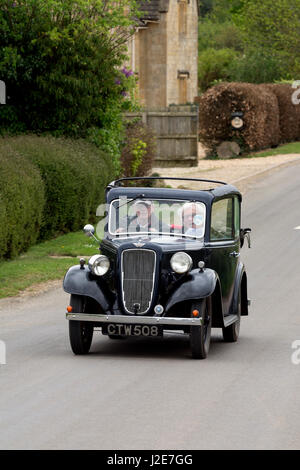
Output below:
[0,0,139,136]
[232,0,300,77]
[198,0,298,91]
[198,48,238,92]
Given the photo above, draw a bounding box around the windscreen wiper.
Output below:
[116,193,145,210]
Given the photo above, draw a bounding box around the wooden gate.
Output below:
[125,105,199,167]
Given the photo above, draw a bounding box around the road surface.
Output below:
[1,162,300,450]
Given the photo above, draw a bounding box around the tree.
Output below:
[233,0,300,77]
[197,0,295,89]
[0,0,140,136]
[199,0,214,17]
[198,48,238,91]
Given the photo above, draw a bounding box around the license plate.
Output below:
[102,323,163,337]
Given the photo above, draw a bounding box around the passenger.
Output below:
[181,202,205,238]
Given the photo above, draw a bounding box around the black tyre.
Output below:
[69,294,93,355]
[222,289,241,342]
[190,297,212,359]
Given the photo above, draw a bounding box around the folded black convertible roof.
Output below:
[109,177,228,187]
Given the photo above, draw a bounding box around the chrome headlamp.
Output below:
[88,254,110,276]
[170,252,193,274]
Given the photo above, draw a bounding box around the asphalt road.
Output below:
[1,162,300,450]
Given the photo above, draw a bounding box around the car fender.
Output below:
[165,268,218,312]
[63,265,111,312]
[230,262,249,316]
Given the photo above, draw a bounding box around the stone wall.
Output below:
[166,0,198,105]
[126,0,198,107]
[137,20,167,107]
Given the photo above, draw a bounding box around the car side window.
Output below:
[234,196,240,239]
[210,198,233,241]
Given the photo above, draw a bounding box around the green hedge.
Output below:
[0,142,45,259]
[0,135,116,259]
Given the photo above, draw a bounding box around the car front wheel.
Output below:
[69,294,93,355]
[190,297,212,359]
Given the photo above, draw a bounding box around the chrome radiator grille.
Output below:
[121,249,156,314]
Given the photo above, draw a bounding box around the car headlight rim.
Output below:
[88,254,110,276]
[170,252,193,274]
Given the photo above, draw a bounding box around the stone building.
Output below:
[127,0,199,107]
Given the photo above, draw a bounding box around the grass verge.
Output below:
[0,231,100,298]
[243,142,300,158]
[205,141,300,160]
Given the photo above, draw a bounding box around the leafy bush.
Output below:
[120,121,156,181]
[232,0,300,77]
[198,20,243,53]
[0,0,139,140]
[0,140,45,259]
[198,0,292,88]
[198,48,238,92]
[5,135,116,241]
[228,50,284,84]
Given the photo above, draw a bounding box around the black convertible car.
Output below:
[64,177,251,359]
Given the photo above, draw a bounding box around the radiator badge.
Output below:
[133,242,145,247]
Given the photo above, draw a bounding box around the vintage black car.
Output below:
[63,177,251,359]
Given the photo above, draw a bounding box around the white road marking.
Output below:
[294,226,300,230]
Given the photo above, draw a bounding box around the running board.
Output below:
[223,314,239,328]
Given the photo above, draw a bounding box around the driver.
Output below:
[117,200,169,234]
[181,202,205,238]
[129,201,156,232]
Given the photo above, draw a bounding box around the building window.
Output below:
[178,0,188,34]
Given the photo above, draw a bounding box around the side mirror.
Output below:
[83,224,95,238]
[240,228,251,248]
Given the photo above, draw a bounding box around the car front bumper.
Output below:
[66,313,203,326]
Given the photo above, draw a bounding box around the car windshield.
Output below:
[109,198,206,239]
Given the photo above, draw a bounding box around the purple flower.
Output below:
[115,78,121,85]
[121,67,134,78]
[121,90,127,97]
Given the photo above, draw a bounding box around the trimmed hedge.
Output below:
[196,82,280,153]
[262,84,300,143]
[0,135,116,259]
[0,142,45,259]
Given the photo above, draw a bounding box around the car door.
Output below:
[208,196,240,316]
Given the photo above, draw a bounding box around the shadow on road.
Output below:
[81,331,256,361]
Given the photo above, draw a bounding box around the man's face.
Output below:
[182,205,203,229]
[183,207,197,228]
[135,203,152,225]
